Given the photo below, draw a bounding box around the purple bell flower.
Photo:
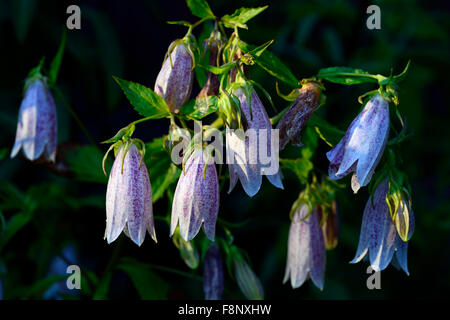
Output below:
[11,78,57,162]
[154,41,193,113]
[326,94,390,193]
[170,149,219,241]
[350,179,411,274]
[203,243,224,300]
[283,204,326,290]
[105,143,156,246]
[227,87,283,197]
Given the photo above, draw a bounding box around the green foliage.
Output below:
[238,41,298,87]
[307,114,345,147]
[67,146,111,183]
[48,29,66,86]
[186,0,215,19]
[180,96,219,120]
[145,138,181,203]
[117,258,170,299]
[317,67,378,85]
[222,6,268,29]
[113,77,170,118]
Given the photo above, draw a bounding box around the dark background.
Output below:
[0,0,449,299]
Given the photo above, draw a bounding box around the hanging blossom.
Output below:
[170,148,219,241]
[283,203,326,290]
[350,179,414,274]
[105,143,156,246]
[226,86,283,197]
[326,94,390,193]
[11,78,57,162]
[154,39,194,113]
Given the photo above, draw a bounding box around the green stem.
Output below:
[270,105,290,126]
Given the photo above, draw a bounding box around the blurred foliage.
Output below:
[0,0,449,300]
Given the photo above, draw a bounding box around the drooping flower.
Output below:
[283,204,326,290]
[326,94,390,193]
[226,86,283,197]
[154,40,194,113]
[170,149,219,241]
[11,78,57,162]
[197,31,221,99]
[234,256,264,300]
[105,143,156,246]
[350,179,411,275]
[203,243,224,300]
[276,82,321,150]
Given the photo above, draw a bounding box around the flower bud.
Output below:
[276,82,321,150]
[11,78,57,162]
[233,257,264,300]
[327,94,390,193]
[203,243,224,300]
[391,192,415,242]
[173,235,200,270]
[170,149,219,241]
[105,143,156,245]
[319,200,340,250]
[154,40,194,113]
[197,32,221,99]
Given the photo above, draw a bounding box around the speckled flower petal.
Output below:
[171,149,219,241]
[154,42,193,113]
[105,144,156,245]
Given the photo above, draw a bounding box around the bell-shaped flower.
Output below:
[11,78,57,162]
[326,94,390,193]
[154,40,193,113]
[350,179,411,274]
[170,148,219,241]
[283,204,326,290]
[276,82,321,150]
[226,86,283,197]
[203,243,224,300]
[105,143,156,246]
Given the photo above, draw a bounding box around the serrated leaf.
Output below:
[67,146,111,184]
[186,0,215,19]
[238,41,298,87]
[222,6,268,28]
[48,29,66,85]
[114,77,170,118]
[117,258,169,300]
[180,96,218,120]
[317,67,378,85]
[145,138,181,202]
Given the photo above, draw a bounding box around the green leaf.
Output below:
[0,209,34,252]
[48,29,66,86]
[0,148,8,161]
[145,138,181,202]
[307,114,345,147]
[317,67,378,85]
[67,146,111,184]
[117,258,169,300]
[186,0,215,19]
[93,272,112,300]
[280,158,313,184]
[238,41,298,87]
[113,77,170,118]
[198,62,236,75]
[180,96,218,119]
[222,6,268,28]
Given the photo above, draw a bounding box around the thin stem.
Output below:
[53,86,97,147]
